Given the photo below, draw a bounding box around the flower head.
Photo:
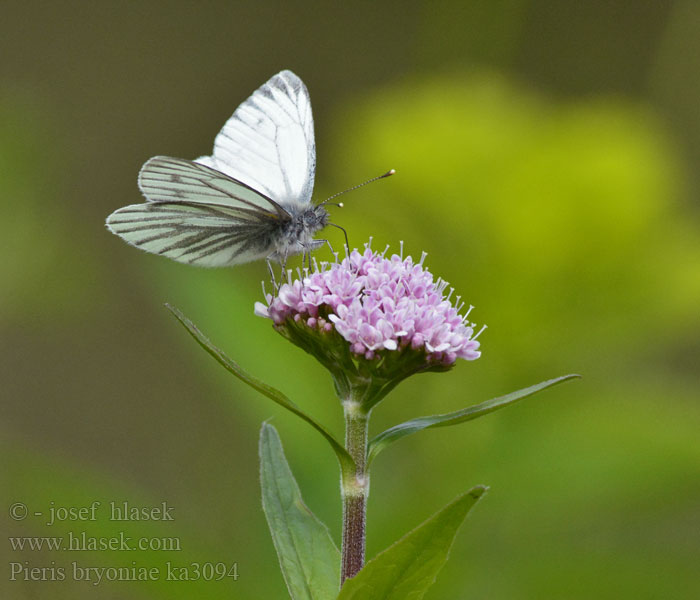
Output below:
[256,243,482,404]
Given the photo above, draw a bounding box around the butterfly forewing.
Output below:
[138,156,287,217]
[197,70,316,208]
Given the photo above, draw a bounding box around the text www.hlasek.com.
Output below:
[9,531,181,552]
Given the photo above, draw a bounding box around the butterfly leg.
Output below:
[323,239,336,256]
[280,250,290,283]
[266,258,277,291]
[303,244,318,271]
[313,239,337,262]
[299,241,321,273]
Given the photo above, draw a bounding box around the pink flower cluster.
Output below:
[255,246,483,365]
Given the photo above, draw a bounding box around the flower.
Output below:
[255,243,483,369]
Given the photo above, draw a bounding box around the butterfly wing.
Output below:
[107,157,290,267]
[107,202,284,267]
[137,156,288,214]
[195,70,316,209]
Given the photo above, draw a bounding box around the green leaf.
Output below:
[166,304,355,475]
[337,486,488,599]
[368,374,580,465]
[260,423,341,600]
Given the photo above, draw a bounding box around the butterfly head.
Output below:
[278,204,330,258]
[304,204,330,231]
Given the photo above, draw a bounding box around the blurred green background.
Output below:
[2,1,699,598]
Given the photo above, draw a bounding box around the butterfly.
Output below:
[106,70,336,269]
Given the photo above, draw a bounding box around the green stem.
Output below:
[340,398,369,585]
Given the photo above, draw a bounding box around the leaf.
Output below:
[166,304,355,475]
[368,374,580,465]
[260,423,341,600]
[336,486,487,599]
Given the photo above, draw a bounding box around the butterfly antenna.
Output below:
[319,169,396,207]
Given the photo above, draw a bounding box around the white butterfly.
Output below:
[106,70,331,267]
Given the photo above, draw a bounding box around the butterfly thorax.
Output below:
[274,204,329,257]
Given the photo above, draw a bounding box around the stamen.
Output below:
[473,324,487,340]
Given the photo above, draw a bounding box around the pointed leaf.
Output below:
[368,374,580,465]
[260,423,340,600]
[337,486,487,599]
[167,304,355,474]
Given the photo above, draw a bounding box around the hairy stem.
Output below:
[341,399,369,585]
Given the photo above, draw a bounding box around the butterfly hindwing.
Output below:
[106,201,283,267]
